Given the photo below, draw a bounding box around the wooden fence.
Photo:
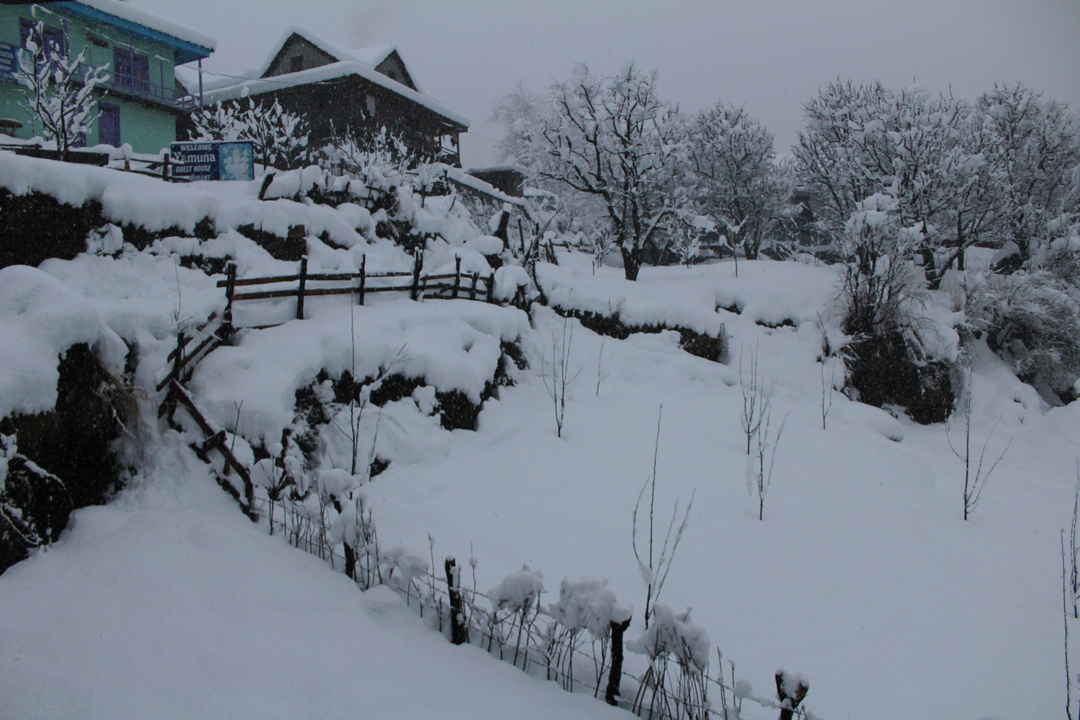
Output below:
[154,311,228,393]
[217,254,529,326]
[253,489,817,720]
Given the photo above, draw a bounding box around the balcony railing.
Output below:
[0,42,195,111]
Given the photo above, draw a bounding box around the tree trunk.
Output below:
[621,245,641,282]
[343,542,357,580]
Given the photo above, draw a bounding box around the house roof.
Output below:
[201,61,469,131]
[53,0,215,64]
[201,28,468,130]
[253,28,404,87]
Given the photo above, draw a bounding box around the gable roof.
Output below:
[201,61,469,131]
[255,28,416,90]
[54,0,215,64]
[202,27,467,130]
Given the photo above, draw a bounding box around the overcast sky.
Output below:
[149,0,1080,168]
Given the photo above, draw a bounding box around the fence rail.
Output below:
[217,254,529,326]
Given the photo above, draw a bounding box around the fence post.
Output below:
[775,671,809,720]
[605,616,632,705]
[445,557,468,645]
[358,254,366,306]
[452,256,461,299]
[173,330,186,383]
[518,218,526,255]
[411,251,423,301]
[163,152,170,181]
[223,262,237,337]
[486,272,496,303]
[296,256,308,320]
[469,271,479,301]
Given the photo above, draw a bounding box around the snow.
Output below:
[191,299,530,446]
[0,265,127,419]
[2,206,1077,720]
[0,152,371,248]
[249,27,396,87]
[549,577,632,638]
[52,0,216,53]
[203,61,469,130]
[490,565,544,612]
[0,434,623,720]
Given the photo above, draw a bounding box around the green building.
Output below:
[0,1,214,154]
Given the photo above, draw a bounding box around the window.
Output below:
[19,19,66,61]
[365,94,376,116]
[289,55,303,73]
[113,47,150,93]
[99,104,120,147]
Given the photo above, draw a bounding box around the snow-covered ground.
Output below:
[0,432,622,720]
[2,244,1076,719]
[364,255,1073,720]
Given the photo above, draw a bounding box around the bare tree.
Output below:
[819,360,836,432]
[946,368,1012,521]
[748,405,789,521]
[1063,529,1076,720]
[16,20,110,161]
[1069,469,1080,619]
[541,315,579,438]
[738,344,772,456]
[632,404,695,628]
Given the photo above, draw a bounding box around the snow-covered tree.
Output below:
[189,98,310,170]
[976,83,1080,266]
[16,20,110,161]
[505,63,696,280]
[688,102,786,260]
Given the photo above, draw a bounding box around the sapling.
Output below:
[738,344,772,455]
[541,315,581,438]
[946,367,1012,521]
[1070,469,1080,618]
[748,404,789,521]
[632,404,695,629]
[595,338,607,398]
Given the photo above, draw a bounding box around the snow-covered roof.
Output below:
[253,28,399,85]
[202,61,469,130]
[55,0,215,61]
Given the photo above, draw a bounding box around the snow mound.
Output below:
[191,299,529,445]
[0,265,127,418]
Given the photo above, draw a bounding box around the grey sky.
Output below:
[149,0,1080,167]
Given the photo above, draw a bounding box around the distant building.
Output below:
[466,166,527,198]
[0,0,214,154]
[187,28,468,167]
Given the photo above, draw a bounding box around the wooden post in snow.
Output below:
[775,671,809,720]
[469,271,479,301]
[410,251,423,301]
[445,557,468,645]
[486,273,496,304]
[452,256,461,299]
[605,616,632,705]
[296,256,309,320]
[357,254,366,306]
[223,262,237,337]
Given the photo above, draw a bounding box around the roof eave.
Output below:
[55,1,214,65]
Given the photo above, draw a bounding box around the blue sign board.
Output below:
[170,140,254,181]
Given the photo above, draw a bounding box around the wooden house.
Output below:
[187,28,467,166]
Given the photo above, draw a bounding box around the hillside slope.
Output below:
[0,430,623,720]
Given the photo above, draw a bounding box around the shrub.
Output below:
[967,263,1080,399]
